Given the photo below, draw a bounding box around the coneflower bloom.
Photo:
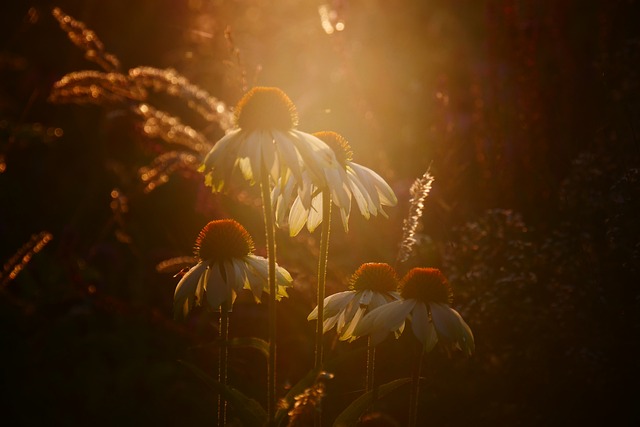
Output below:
[199,87,341,193]
[352,268,474,355]
[273,131,397,236]
[173,219,292,319]
[308,263,400,341]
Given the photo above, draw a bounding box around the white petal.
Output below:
[308,291,355,321]
[371,299,416,332]
[206,263,228,310]
[411,302,438,352]
[322,313,340,333]
[340,305,367,341]
[353,299,415,342]
[346,167,372,218]
[325,167,351,210]
[222,259,239,292]
[231,258,249,289]
[174,261,207,301]
[261,131,279,182]
[432,303,475,355]
[430,303,475,355]
[306,192,324,232]
[272,130,303,183]
[352,163,397,206]
[368,292,389,310]
[296,172,315,209]
[275,263,293,286]
[201,129,241,170]
[290,131,333,186]
[288,196,309,237]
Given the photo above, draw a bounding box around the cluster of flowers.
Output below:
[172,86,474,424]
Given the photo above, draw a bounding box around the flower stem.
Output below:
[218,303,229,427]
[366,337,376,393]
[408,343,425,427]
[314,190,332,371]
[260,170,277,425]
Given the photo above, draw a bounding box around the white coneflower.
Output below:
[273,131,397,235]
[199,87,341,193]
[353,267,474,355]
[173,219,292,319]
[308,263,400,342]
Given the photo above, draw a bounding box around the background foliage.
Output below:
[1,0,639,425]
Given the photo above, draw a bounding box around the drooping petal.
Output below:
[275,263,293,286]
[346,167,372,218]
[288,196,310,237]
[351,163,397,207]
[261,130,279,182]
[205,263,229,310]
[353,299,416,344]
[290,130,335,187]
[308,291,355,321]
[340,305,367,342]
[411,302,438,352]
[337,297,360,333]
[230,258,249,290]
[174,261,207,301]
[222,259,239,292]
[325,167,351,211]
[297,172,314,210]
[272,130,303,184]
[430,303,475,355]
[246,131,263,183]
[322,313,341,333]
[243,256,269,301]
[201,129,241,172]
[370,299,416,333]
[306,192,324,233]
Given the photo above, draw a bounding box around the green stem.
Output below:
[260,170,277,425]
[218,303,229,427]
[314,190,332,371]
[408,343,425,427]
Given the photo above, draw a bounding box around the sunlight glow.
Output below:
[318,4,344,35]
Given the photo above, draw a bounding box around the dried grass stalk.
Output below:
[138,150,200,193]
[129,67,234,129]
[1,232,53,288]
[397,169,435,264]
[52,7,120,72]
[133,104,210,154]
[49,70,147,105]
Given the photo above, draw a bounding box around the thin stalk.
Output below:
[260,170,277,425]
[314,190,332,370]
[314,191,332,427]
[218,303,230,427]
[408,344,425,427]
[366,337,376,393]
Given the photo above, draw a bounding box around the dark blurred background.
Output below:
[1,0,639,426]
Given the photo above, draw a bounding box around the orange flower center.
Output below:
[400,268,452,304]
[350,263,399,292]
[235,87,298,131]
[194,219,254,261]
[313,131,353,167]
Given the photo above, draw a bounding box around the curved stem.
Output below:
[314,190,332,371]
[408,343,425,427]
[260,170,277,425]
[218,303,229,427]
